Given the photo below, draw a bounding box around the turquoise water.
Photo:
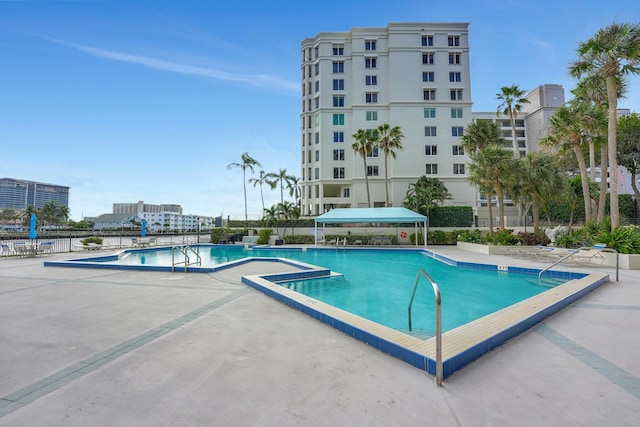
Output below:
[115,245,564,335]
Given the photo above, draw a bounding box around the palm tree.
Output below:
[249,170,276,214]
[352,129,376,208]
[277,201,300,241]
[496,85,530,158]
[462,119,512,230]
[227,152,261,224]
[542,101,607,223]
[267,168,295,204]
[569,22,640,229]
[376,123,404,207]
[513,152,564,232]
[286,175,301,206]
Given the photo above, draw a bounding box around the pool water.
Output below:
[116,245,565,335]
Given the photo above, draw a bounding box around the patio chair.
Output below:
[567,248,605,266]
[36,241,55,256]
[1,243,13,255]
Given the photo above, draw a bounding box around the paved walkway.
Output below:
[0,248,638,426]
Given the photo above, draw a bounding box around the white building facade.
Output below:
[300,23,475,216]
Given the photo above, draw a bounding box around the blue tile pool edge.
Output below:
[242,265,609,381]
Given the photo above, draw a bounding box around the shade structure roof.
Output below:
[314,207,426,224]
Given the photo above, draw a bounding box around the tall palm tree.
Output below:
[542,101,607,223]
[267,168,295,204]
[376,123,404,207]
[249,170,276,214]
[352,129,376,208]
[286,175,301,206]
[462,119,512,230]
[227,152,261,224]
[496,85,530,158]
[569,22,640,229]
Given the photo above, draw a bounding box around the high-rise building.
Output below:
[113,201,182,215]
[0,178,69,210]
[300,23,474,215]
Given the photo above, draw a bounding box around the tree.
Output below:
[461,119,512,230]
[287,175,301,206]
[249,170,276,214]
[617,113,640,219]
[376,123,404,207]
[227,152,261,224]
[352,129,376,208]
[266,168,296,204]
[512,152,564,232]
[402,176,450,217]
[570,22,640,230]
[496,84,530,158]
[542,101,607,223]
[277,201,300,240]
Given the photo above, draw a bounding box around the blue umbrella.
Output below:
[29,213,38,239]
[141,219,147,237]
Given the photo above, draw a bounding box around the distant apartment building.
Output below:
[113,201,182,215]
[0,178,69,210]
[300,23,474,215]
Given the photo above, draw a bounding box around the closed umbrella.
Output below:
[141,219,147,237]
[29,213,38,240]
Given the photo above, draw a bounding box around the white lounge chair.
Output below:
[567,248,605,266]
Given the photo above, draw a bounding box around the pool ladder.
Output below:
[408,268,442,386]
[171,245,201,272]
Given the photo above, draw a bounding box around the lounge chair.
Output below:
[36,241,55,255]
[567,248,605,266]
[1,243,13,255]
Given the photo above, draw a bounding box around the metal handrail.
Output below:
[171,245,202,272]
[408,268,442,386]
[537,246,618,282]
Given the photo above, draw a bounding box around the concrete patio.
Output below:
[0,247,638,426]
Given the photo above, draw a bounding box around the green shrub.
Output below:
[486,229,518,246]
[284,235,315,244]
[554,232,583,248]
[456,229,486,244]
[257,229,272,245]
[593,226,640,254]
[428,206,474,227]
[80,236,103,245]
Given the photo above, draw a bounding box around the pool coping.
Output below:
[43,245,609,380]
[240,249,609,380]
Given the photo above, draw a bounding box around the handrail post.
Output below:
[408,268,442,386]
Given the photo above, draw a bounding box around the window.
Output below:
[333,167,345,179]
[333,95,345,107]
[333,114,344,125]
[333,131,344,142]
[452,145,464,155]
[314,63,319,75]
[332,61,344,73]
[365,75,377,85]
[421,35,434,46]
[365,39,377,51]
[315,168,319,180]
[333,149,345,161]
[367,166,379,176]
[425,145,437,155]
[315,132,319,144]
[333,79,344,90]
[422,52,434,64]
[451,108,463,118]
[453,163,465,175]
[314,46,319,58]
[366,147,379,157]
[450,89,463,100]
[425,164,438,174]
[307,65,312,78]
[448,52,461,64]
[449,71,461,82]
[422,71,435,82]
[332,44,344,55]
[314,97,319,109]
[448,36,460,46]
[452,126,464,137]
[424,108,436,118]
[423,89,436,100]
[365,92,378,103]
[315,150,320,162]
[366,111,378,121]
[424,126,437,137]
[365,57,377,68]
[343,188,350,198]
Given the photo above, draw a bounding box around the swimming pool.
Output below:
[45,244,609,380]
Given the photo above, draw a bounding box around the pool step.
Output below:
[526,277,566,289]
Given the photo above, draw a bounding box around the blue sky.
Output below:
[1,0,639,221]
